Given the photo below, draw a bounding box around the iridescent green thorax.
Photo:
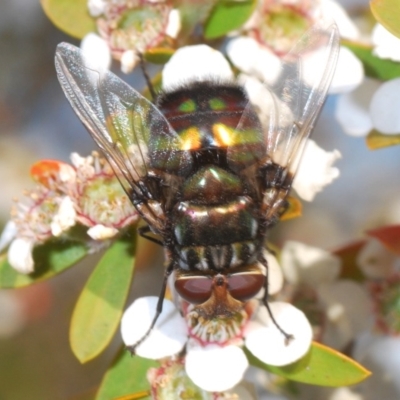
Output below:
[150,81,265,173]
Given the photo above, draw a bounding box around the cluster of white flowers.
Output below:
[0,152,138,274]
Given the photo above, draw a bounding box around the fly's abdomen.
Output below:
[172,165,259,270]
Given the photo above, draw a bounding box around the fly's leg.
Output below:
[138,53,156,100]
[260,254,294,345]
[138,225,164,246]
[127,259,175,355]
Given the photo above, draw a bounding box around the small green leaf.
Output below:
[144,48,175,64]
[343,40,400,81]
[246,341,371,387]
[96,348,157,400]
[371,0,400,39]
[70,231,136,363]
[41,0,96,39]
[366,129,400,149]
[204,0,257,39]
[0,240,87,288]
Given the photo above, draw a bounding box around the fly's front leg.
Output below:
[138,225,164,246]
[259,254,294,345]
[126,259,175,355]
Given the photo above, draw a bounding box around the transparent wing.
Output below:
[232,21,339,183]
[55,43,192,228]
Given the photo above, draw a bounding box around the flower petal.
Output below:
[335,78,380,137]
[80,33,111,80]
[121,296,187,359]
[185,341,248,392]
[322,0,360,41]
[226,36,281,86]
[292,139,341,202]
[370,78,400,134]
[356,238,400,279]
[120,50,139,74]
[162,45,234,91]
[50,196,76,237]
[87,0,106,17]
[329,46,364,94]
[317,280,371,349]
[0,221,17,252]
[264,251,284,296]
[8,238,34,274]
[372,23,400,62]
[281,241,341,285]
[245,302,312,366]
[166,9,181,39]
[87,224,119,240]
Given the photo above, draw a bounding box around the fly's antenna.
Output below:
[138,53,157,101]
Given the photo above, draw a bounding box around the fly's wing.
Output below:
[55,43,192,232]
[231,21,339,219]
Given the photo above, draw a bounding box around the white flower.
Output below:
[328,46,364,94]
[335,78,380,137]
[244,302,312,366]
[226,37,282,86]
[370,78,400,135]
[292,139,341,202]
[0,221,17,252]
[121,294,312,392]
[165,9,181,39]
[121,296,187,360]
[357,238,400,279]
[80,33,111,81]
[162,45,234,91]
[281,241,371,349]
[50,196,77,237]
[7,237,34,274]
[120,50,140,74]
[321,0,360,41]
[185,342,249,392]
[87,0,106,17]
[372,23,400,62]
[281,241,341,286]
[87,224,118,240]
[353,332,400,399]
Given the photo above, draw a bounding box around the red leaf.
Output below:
[366,225,400,256]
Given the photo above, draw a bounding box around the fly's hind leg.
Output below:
[126,259,175,354]
[259,253,294,345]
[138,225,164,246]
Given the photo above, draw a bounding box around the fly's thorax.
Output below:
[149,81,265,174]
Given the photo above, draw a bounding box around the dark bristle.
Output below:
[156,80,247,108]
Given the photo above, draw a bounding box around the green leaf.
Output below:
[144,48,175,64]
[371,0,400,39]
[96,348,157,400]
[70,231,136,363]
[343,40,400,81]
[204,0,257,39]
[41,0,96,39]
[366,129,400,149]
[0,240,87,288]
[246,341,371,387]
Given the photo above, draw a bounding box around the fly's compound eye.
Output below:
[228,272,265,302]
[175,276,213,304]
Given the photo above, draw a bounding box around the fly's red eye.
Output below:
[174,276,213,304]
[228,273,265,301]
